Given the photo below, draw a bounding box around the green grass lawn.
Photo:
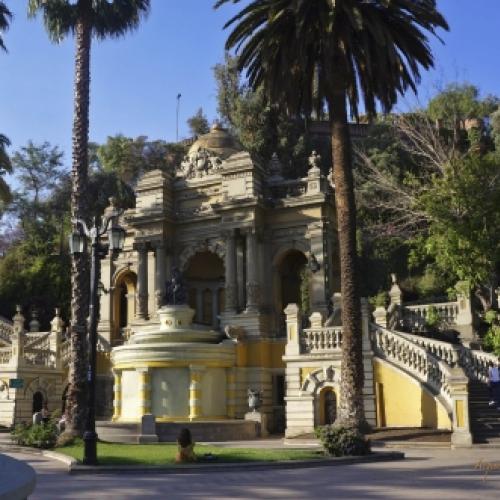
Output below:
[56,440,324,466]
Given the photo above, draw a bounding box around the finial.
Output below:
[268,152,283,177]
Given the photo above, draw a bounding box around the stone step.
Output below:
[96,420,259,444]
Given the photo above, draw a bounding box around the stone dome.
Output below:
[188,122,242,159]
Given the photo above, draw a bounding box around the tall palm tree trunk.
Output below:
[329,87,365,430]
[66,3,91,436]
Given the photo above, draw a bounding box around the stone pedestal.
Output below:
[244,411,269,437]
[138,414,158,443]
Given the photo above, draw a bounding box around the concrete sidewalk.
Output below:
[2,445,499,499]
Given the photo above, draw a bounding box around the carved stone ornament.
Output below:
[179,147,223,179]
[178,238,226,270]
[247,388,262,412]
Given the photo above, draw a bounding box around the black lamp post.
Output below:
[69,211,125,466]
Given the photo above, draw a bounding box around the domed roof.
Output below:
[188,122,242,159]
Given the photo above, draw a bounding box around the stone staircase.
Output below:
[469,380,500,444]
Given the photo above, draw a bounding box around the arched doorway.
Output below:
[113,270,137,344]
[32,391,44,414]
[184,251,225,327]
[319,387,337,425]
[275,249,308,334]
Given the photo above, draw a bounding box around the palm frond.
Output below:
[0,1,12,51]
[28,0,150,42]
[215,0,449,119]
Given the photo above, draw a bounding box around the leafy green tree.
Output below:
[414,154,500,311]
[97,135,185,184]
[213,54,316,178]
[29,0,151,436]
[428,83,499,127]
[11,141,64,220]
[0,1,11,51]
[187,108,210,137]
[216,0,448,430]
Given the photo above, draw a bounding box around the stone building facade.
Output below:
[97,123,338,431]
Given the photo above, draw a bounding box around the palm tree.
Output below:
[0,1,11,52]
[216,0,448,429]
[0,3,12,205]
[29,0,150,435]
[0,134,12,205]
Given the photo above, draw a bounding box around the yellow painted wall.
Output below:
[236,340,285,368]
[374,358,451,430]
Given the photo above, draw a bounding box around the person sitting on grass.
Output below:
[175,428,196,463]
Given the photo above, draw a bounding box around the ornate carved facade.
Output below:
[97,123,338,430]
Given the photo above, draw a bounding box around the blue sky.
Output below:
[1,0,499,167]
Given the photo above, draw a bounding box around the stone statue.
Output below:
[179,148,223,180]
[247,388,262,412]
[164,268,187,305]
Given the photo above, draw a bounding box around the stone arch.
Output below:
[300,365,338,395]
[184,251,225,327]
[179,239,226,272]
[112,268,137,344]
[300,366,339,427]
[23,377,53,400]
[272,247,309,335]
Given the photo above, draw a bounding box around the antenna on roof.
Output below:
[176,93,182,142]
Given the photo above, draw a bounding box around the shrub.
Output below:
[11,422,58,449]
[425,305,441,330]
[315,425,371,457]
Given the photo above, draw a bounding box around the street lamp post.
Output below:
[69,210,125,466]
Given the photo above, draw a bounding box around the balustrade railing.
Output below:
[458,348,498,384]
[266,178,308,199]
[0,346,11,364]
[23,347,54,368]
[397,331,461,367]
[0,317,13,344]
[24,332,51,350]
[371,326,454,407]
[301,326,343,354]
[61,339,71,366]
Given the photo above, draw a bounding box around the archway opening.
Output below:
[276,249,308,334]
[319,387,337,425]
[32,391,44,414]
[185,251,225,327]
[112,271,137,344]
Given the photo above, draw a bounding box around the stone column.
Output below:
[50,308,64,370]
[284,303,302,357]
[308,223,328,316]
[135,242,149,320]
[153,241,167,313]
[189,365,204,420]
[10,306,25,368]
[196,289,203,323]
[112,370,122,421]
[226,368,237,418]
[137,368,152,417]
[224,230,238,313]
[212,288,219,328]
[245,228,260,312]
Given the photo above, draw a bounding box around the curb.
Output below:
[42,450,78,468]
[374,441,451,449]
[56,451,404,475]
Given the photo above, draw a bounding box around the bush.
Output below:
[11,422,58,449]
[315,425,371,457]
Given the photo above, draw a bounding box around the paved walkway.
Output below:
[0,443,499,499]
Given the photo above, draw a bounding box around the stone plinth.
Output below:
[244,411,269,437]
